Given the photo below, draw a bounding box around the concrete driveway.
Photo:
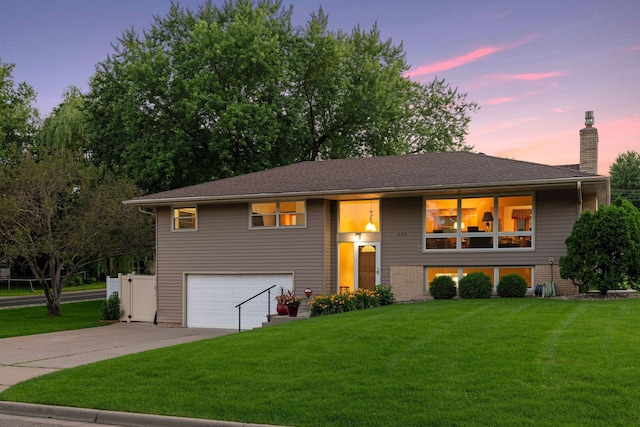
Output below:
[0,322,235,393]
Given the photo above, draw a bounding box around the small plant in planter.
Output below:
[275,287,289,315]
[281,290,301,317]
[429,275,457,300]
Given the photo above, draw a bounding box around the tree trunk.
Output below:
[46,299,61,316]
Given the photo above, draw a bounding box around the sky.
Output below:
[1,0,638,175]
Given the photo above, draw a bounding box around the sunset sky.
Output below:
[1,0,638,175]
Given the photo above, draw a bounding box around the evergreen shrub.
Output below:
[458,272,493,299]
[429,275,457,300]
[497,274,528,298]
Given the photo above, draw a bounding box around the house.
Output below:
[124,112,609,329]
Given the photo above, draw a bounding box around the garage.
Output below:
[185,273,293,330]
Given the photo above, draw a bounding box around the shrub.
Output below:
[375,284,396,306]
[458,272,493,299]
[429,275,457,300]
[354,288,380,309]
[67,275,84,287]
[101,292,122,320]
[497,274,528,298]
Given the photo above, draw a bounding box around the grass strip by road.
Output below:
[2,298,640,426]
[0,300,107,338]
[0,282,106,297]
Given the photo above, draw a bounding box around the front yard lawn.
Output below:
[0,300,107,338]
[2,298,640,426]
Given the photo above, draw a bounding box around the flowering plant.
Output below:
[276,289,301,307]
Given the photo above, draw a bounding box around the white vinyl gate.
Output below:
[186,273,293,330]
[118,273,157,323]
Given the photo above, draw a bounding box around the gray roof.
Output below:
[125,152,606,206]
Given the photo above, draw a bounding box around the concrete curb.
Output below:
[0,401,285,427]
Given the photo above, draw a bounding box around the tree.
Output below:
[0,150,154,316]
[85,0,478,193]
[610,150,640,209]
[38,86,88,155]
[559,200,640,294]
[0,59,40,162]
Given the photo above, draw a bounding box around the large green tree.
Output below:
[610,150,640,208]
[38,86,88,155]
[0,150,154,316]
[559,200,640,294]
[0,59,39,162]
[85,0,478,193]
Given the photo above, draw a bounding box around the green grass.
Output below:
[2,299,640,426]
[0,281,106,297]
[0,300,107,338]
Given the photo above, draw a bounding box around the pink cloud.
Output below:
[485,97,514,105]
[479,121,516,133]
[511,71,567,80]
[623,45,640,52]
[521,117,541,123]
[405,34,539,78]
[552,106,574,114]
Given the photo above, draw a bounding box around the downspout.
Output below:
[577,180,583,217]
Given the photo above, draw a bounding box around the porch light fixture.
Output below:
[365,201,377,232]
[482,211,494,231]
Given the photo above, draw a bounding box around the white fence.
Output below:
[116,273,157,323]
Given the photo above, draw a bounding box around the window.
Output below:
[339,200,380,233]
[425,267,533,290]
[251,201,306,228]
[424,195,533,250]
[173,207,197,230]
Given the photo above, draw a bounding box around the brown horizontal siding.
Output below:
[380,191,579,283]
[156,199,326,325]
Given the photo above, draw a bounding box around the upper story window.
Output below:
[251,201,306,228]
[173,207,197,231]
[424,195,533,250]
[339,200,380,233]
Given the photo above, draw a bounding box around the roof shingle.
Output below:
[126,152,602,204]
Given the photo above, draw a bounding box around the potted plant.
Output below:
[282,290,301,317]
[275,287,289,315]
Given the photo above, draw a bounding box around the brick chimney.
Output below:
[579,111,598,174]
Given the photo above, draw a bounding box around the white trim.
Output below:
[354,242,381,290]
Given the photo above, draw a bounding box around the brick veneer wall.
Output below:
[390,265,429,302]
[534,263,578,296]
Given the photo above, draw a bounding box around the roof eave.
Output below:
[123,175,608,207]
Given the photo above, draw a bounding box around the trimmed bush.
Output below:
[458,272,493,299]
[497,274,528,298]
[429,275,457,300]
[101,292,122,320]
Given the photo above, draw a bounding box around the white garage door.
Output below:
[186,273,293,330]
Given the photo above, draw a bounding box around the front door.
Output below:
[356,243,380,290]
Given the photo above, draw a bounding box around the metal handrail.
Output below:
[234,285,276,332]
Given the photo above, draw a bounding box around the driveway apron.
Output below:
[0,322,235,392]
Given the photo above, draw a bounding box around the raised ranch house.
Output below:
[124,114,608,329]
